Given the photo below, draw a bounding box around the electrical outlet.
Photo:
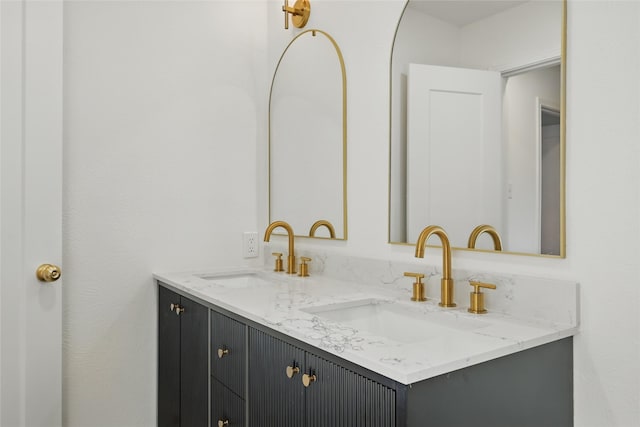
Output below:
[243,231,259,258]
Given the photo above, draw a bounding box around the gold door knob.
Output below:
[218,420,229,427]
[302,373,316,387]
[217,348,229,358]
[286,365,300,378]
[36,264,61,282]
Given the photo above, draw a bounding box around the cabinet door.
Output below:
[211,311,246,397]
[212,377,245,427]
[305,353,396,427]
[179,295,209,427]
[249,328,305,426]
[158,286,181,427]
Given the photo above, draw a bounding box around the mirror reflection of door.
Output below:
[541,105,561,255]
[503,64,561,254]
[389,0,565,256]
[406,64,502,246]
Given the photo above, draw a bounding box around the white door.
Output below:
[1,1,63,426]
[406,64,502,246]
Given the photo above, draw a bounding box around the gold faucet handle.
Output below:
[404,271,425,283]
[468,281,496,314]
[272,252,285,272]
[404,272,426,302]
[298,257,311,277]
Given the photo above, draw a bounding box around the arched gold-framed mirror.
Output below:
[388,0,566,257]
[269,29,347,240]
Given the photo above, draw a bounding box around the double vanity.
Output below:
[155,249,578,427]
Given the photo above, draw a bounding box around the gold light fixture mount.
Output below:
[282,0,310,29]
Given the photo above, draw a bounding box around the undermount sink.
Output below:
[302,299,490,344]
[197,271,276,289]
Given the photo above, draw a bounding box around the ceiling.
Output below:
[408,0,528,27]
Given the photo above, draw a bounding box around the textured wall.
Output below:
[63,1,266,425]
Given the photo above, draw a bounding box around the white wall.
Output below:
[63,1,266,425]
[265,0,639,426]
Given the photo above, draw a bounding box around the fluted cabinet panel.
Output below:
[212,377,245,427]
[248,328,305,426]
[211,311,246,397]
[179,296,209,427]
[305,353,396,427]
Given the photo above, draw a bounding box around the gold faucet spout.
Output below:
[467,224,503,251]
[414,225,456,307]
[309,220,336,238]
[264,220,296,274]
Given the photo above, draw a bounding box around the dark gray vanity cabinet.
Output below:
[210,311,246,427]
[248,328,396,427]
[158,286,208,427]
[157,281,573,427]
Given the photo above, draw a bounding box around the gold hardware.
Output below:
[468,225,503,251]
[217,348,229,358]
[264,221,296,274]
[309,220,336,238]
[404,272,426,302]
[282,0,310,30]
[36,263,61,282]
[302,372,316,387]
[415,226,456,307]
[218,420,229,427]
[272,252,285,272]
[286,365,300,378]
[468,281,497,314]
[170,303,184,315]
[298,257,311,277]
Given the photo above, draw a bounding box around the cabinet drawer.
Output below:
[211,377,245,427]
[211,310,246,396]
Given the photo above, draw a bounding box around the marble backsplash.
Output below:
[264,244,579,328]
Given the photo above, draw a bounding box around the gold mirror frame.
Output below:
[387,0,566,258]
[269,29,348,240]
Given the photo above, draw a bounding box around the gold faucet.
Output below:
[264,221,296,274]
[415,225,456,307]
[309,220,336,238]
[467,224,503,251]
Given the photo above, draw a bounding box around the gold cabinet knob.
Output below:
[36,263,61,282]
[302,373,316,387]
[217,420,229,427]
[286,365,300,378]
[217,348,229,358]
[170,303,184,315]
[468,281,497,314]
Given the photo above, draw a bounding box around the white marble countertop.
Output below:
[154,266,578,385]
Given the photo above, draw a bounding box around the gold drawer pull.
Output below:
[217,348,229,358]
[217,420,229,427]
[286,365,300,378]
[302,373,316,387]
[169,303,184,315]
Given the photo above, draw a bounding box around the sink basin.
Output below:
[197,271,276,289]
[302,299,489,343]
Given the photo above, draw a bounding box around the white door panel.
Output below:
[407,64,502,246]
[1,1,63,425]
